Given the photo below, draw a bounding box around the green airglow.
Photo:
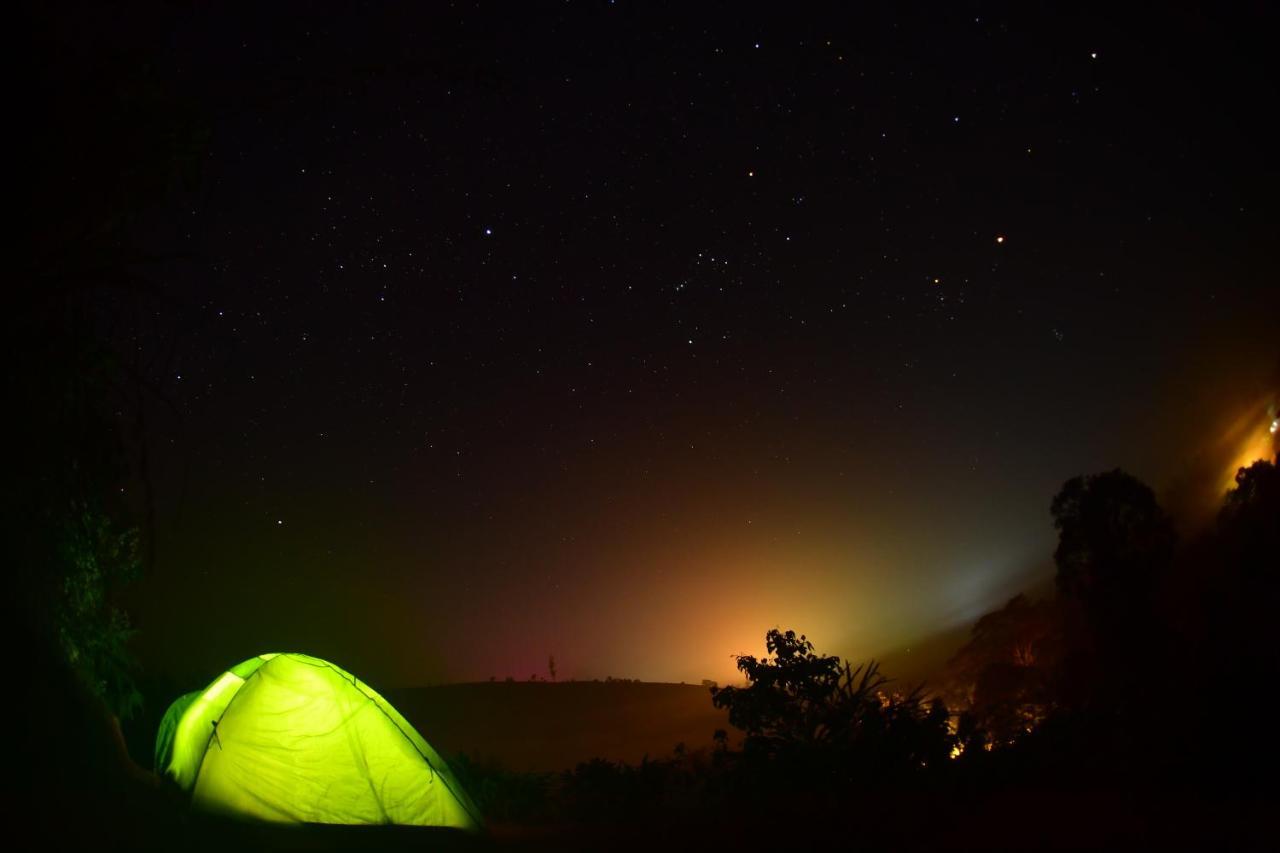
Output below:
[155,653,479,829]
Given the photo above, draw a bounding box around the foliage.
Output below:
[941,595,1061,746]
[1217,456,1280,579]
[944,457,1279,778]
[711,629,954,781]
[560,754,711,821]
[710,629,849,751]
[9,5,209,724]
[449,748,717,826]
[1051,469,1176,615]
[54,506,144,720]
[451,754,556,825]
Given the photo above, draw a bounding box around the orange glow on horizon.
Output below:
[1219,403,1278,495]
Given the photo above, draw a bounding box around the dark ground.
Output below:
[19,633,1272,853]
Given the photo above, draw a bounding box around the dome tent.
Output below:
[154,653,479,829]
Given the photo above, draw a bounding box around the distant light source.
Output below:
[995,235,1005,244]
[1271,418,1278,435]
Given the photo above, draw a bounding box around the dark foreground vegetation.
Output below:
[13,4,1278,849]
[15,453,1278,849]
[439,454,1280,850]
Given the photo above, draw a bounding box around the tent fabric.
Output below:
[156,653,480,829]
[153,689,199,774]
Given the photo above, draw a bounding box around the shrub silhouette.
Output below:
[448,752,555,825]
[710,629,953,785]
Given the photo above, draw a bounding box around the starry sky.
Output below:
[81,3,1278,688]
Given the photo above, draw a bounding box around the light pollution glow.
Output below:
[1219,401,1279,495]
[1162,389,1278,528]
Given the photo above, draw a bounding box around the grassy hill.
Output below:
[387,681,732,772]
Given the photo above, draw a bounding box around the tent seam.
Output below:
[190,655,270,792]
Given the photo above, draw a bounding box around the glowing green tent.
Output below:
[154,653,480,829]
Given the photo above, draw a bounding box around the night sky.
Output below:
[80,3,1278,688]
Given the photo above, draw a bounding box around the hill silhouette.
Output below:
[387,681,731,772]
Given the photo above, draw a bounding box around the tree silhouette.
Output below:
[711,629,854,752]
[1201,456,1280,695]
[1198,455,1280,778]
[1051,469,1176,611]
[1049,470,1177,713]
[942,594,1062,746]
[1218,455,1280,575]
[12,9,207,721]
[710,629,953,783]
